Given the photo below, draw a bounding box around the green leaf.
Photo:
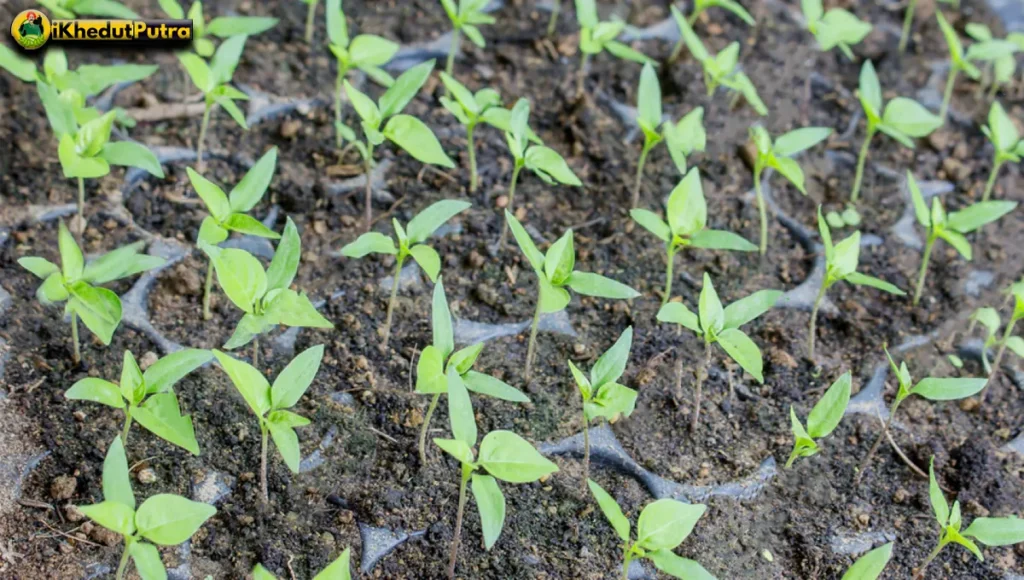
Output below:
[787,406,817,467]
[409,244,441,282]
[133,393,200,455]
[936,11,964,61]
[688,230,757,252]
[222,214,278,239]
[591,327,632,388]
[773,127,832,157]
[667,168,707,237]
[772,157,806,194]
[325,0,349,46]
[815,9,872,54]
[416,346,447,395]
[587,479,630,542]
[538,279,569,314]
[120,350,144,402]
[265,218,301,292]
[340,232,397,258]
[636,500,706,551]
[524,146,581,186]
[716,328,763,383]
[463,371,529,403]
[462,24,486,48]
[664,107,706,174]
[74,0,139,18]
[18,257,59,280]
[59,221,84,281]
[344,80,381,128]
[82,242,163,285]
[911,377,987,401]
[657,302,701,334]
[434,438,474,464]
[566,271,639,300]
[698,273,724,335]
[229,147,277,213]
[604,40,654,64]
[100,141,164,178]
[430,278,456,359]
[589,382,638,421]
[210,34,246,85]
[406,200,471,245]
[212,350,271,417]
[845,272,905,295]
[136,494,216,545]
[211,248,266,314]
[948,528,984,561]
[253,564,278,580]
[637,63,662,132]
[383,115,455,168]
[841,542,893,580]
[313,548,352,580]
[216,96,249,130]
[102,436,135,509]
[505,211,544,273]
[882,98,941,138]
[988,102,1019,153]
[963,517,1024,546]
[907,172,930,227]
[807,372,851,438]
[576,0,599,28]
[179,53,213,93]
[187,168,231,221]
[379,60,433,118]
[265,289,333,329]
[129,541,166,580]
[37,273,70,304]
[59,133,110,178]
[447,343,484,375]
[629,209,671,242]
[477,431,558,483]
[830,231,861,279]
[1004,336,1024,358]
[648,550,717,580]
[207,16,278,37]
[471,474,506,550]
[78,501,136,537]
[938,229,972,260]
[38,83,76,138]
[67,283,122,345]
[722,290,781,330]
[0,44,39,82]
[350,35,400,67]
[929,458,950,526]
[569,360,593,401]
[447,368,477,448]
[267,420,301,473]
[802,0,824,24]
[198,216,229,246]
[66,378,124,409]
[544,231,576,286]
[271,345,323,410]
[947,201,1017,234]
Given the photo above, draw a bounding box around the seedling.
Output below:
[748,124,832,254]
[202,218,333,365]
[254,549,351,580]
[850,61,941,202]
[440,0,495,77]
[568,327,636,483]
[808,209,905,360]
[657,273,780,430]
[188,147,281,320]
[66,349,213,454]
[906,171,1017,305]
[668,0,754,62]
[178,35,250,173]
[38,0,137,18]
[18,221,164,364]
[842,542,893,580]
[854,346,986,485]
[630,168,756,304]
[341,199,470,350]
[343,60,456,231]
[632,63,706,208]
[969,296,1024,376]
[965,25,1021,99]
[800,0,872,60]
[78,436,216,580]
[326,0,398,149]
[576,0,654,95]
[157,0,278,57]
[506,212,640,380]
[935,11,983,125]
[588,479,713,580]
[434,371,558,579]
[673,8,767,115]
[980,101,1024,201]
[914,458,1024,579]
[786,372,851,468]
[300,0,320,43]
[213,345,324,503]
[498,99,580,247]
[416,277,529,465]
[900,0,961,52]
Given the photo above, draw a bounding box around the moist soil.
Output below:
[2,0,1024,578]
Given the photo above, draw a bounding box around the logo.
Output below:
[11,9,50,50]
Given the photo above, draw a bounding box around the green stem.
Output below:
[576,53,590,98]
[447,463,472,580]
[855,397,901,486]
[632,142,651,209]
[939,68,958,126]
[202,259,214,320]
[121,408,132,444]
[621,547,633,580]
[115,541,131,580]
[912,235,935,306]
[446,28,461,79]
[987,78,1001,100]
[851,127,874,203]
[754,165,768,255]
[581,404,591,485]
[913,539,947,580]
[690,340,712,432]
[419,393,441,466]
[363,142,376,232]
[668,38,685,63]
[381,255,404,352]
[304,0,317,43]
[253,336,260,370]
[525,289,543,381]
[899,0,917,53]
[982,157,1003,202]
[991,318,1018,374]
[76,177,85,235]
[498,163,522,249]
[688,10,700,25]
[546,0,560,36]
[334,63,349,150]
[196,103,212,173]
[663,245,677,305]
[467,123,478,193]
[808,279,828,362]
[260,423,269,504]
[71,311,80,365]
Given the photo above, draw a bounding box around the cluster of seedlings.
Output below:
[3,0,1024,578]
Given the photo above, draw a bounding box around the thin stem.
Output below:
[987,78,1001,100]
[498,163,522,249]
[381,255,404,352]
[851,127,874,203]
[576,53,590,98]
[939,68,958,126]
[334,63,348,150]
[991,318,1018,374]
[632,141,652,209]
[673,347,684,400]
[253,336,260,370]
[202,259,214,320]
[304,0,317,43]
[621,546,633,580]
[76,177,85,235]
[71,311,81,365]
[899,0,917,53]
[467,123,478,193]
[196,103,212,173]
[581,412,591,485]
[912,235,935,306]
[447,464,471,580]
[688,10,700,25]
[419,393,441,466]
[260,423,269,504]
[546,0,560,36]
[854,398,900,486]
[663,245,676,305]
[754,165,768,255]
[121,408,132,444]
[982,157,1003,202]
[363,142,376,232]
[115,541,131,580]
[808,279,828,362]
[445,28,461,79]
[690,340,712,432]
[525,290,543,381]
[913,540,946,580]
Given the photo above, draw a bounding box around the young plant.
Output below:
[657,273,780,431]
[78,436,216,580]
[497,98,580,247]
[935,11,982,125]
[850,61,941,202]
[969,294,1024,376]
[434,370,558,579]
[416,277,529,465]
[900,0,961,52]
[914,458,1024,579]
[254,549,351,580]
[808,209,905,361]
[213,345,324,504]
[202,218,333,366]
[178,35,250,173]
[188,147,281,320]
[38,0,138,18]
[576,0,654,95]
[673,8,767,116]
[343,60,455,231]
[630,168,756,304]
[301,0,320,43]
[906,171,1017,305]
[632,62,706,208]
[587,479,713,580]
[854,347,987,485]
[786,371,851,468]
[505,212,640,380]
[18,221,164,364]
[439,0,495,77]
[341,199,470,351]
[667,0,754,61]
[326,0,399,148]
[800,0,872,60]
[568,327,636,483]
[842,542,893,580]
[965,24,1021,99]
[158,0,278,57]
[66,349,213,454]
[979,101,1024,201]
[748,124,832,254]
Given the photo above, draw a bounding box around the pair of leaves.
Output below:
[254,548,351,580]
[191,148,280,246]
[503,99,581,186]
[801,0,872,60]
[179,35,251,129]
[965,24,1022,87]
[576,0,654,64]
[48,106,164,180]
[569,327,637,422]
[327,0,398,86]
[936,12,982,80]
[787,372,852,467]
[159,0,278,56]
[440,0,495,48]
[750,125,831,195]
[637,63,707,175]
[858,61,942,149]
[817,208,905,296]
[884,346,987,407]
[32,48,159,100]
[982,101,1024,163]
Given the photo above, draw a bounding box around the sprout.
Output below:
[800,0,872,60]
[633,62,706,209]
[906,172,1017,305]
[38,0,138,18]
[576,0,654,95]
[968,290,1024,376]
[66,349,213,454]
[341,199,470,351]
[851,61,941,202]
[842,542,893,580]
[979,101,1024,201]
[786,372,851,468]
[748,124,832,254]
[254,549,352,580]
[157,0,278,56]
[964,24,1022,99]
[630,168,756,304]
[18,221,164,364]
[440,0,495,77]
[935,11,983,125]
[668,0,754,62]
[900,0,962,52]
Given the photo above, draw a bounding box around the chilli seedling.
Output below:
[440,0,495,77]
[668,0,753,61]
[808,208,905,360]
[568,327,636,483]
[189,147,280,319]
[935,11,984,124]
[158,0,278,57]
[965,24,1022,99]
[786,371,851,468]
[341,199,470,350]
[842,542,893,580]
[632,62,706,208]
[434,369,558,579]
[254,548,351,580]
[980,101,1024,201]
[417,277,529,465]
[38,0,137,18]
[178,35,250,172]
[66,349,213,454]
[914,458,1024,579]
[326,0,399,148]
[855,346,987,485]
[906,171,1017,305]
[213,345,325,504]
[506,212,639,380]
[900,0,961,52]
[673,7,767,115]
[202,218,333,365]
[748,124,832,254]
[631,168,755,303]
[18,221,163,364]
[800,0,872,60]
[343,60,456,230]
[657,273,780,430]
[588,479,713,580]
[850,61,941,202]
[576,0,654,95]
[78,436,216,580]
[969,297,1024,376]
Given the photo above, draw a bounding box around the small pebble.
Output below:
[49,475,77,501]
[137,468,157,485]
